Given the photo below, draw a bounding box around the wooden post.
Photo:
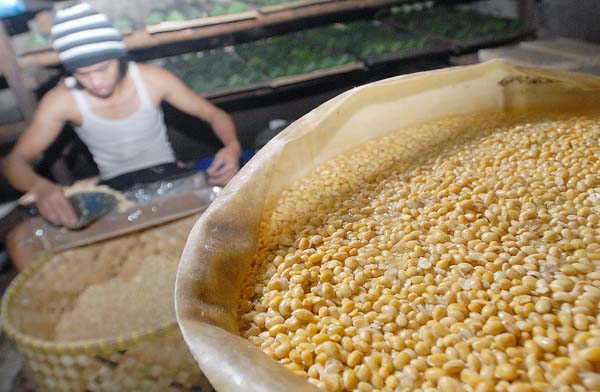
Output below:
[518,0,536,35]
[0,20,36,122]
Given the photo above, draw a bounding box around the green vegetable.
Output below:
[387,5,522,41]
[161,48,265,93]
[287,64,301,75]
[248,56,263,67]
[236,27,359,78]
[256,0,298,5]
[144,10,164,26]
[181,53,197,63]
[269,67,285,78]
[28,33,51,49]
[304,61,318,73]
[227,1,248,14]
[114,18,132,31]
[165,10,186,22]
[228,74,244,87]
[209,5,228,17]
[191,77,208,93]
[291,47,310,60]
[320,57,337,69]
[337,54,352,65]
[187,7,203,20]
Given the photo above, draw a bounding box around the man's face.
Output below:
[73,59,120,98]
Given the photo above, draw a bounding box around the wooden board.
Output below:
[269,61,365,88]
[519,37,600,66]
[258,0,338,14]
[0,22,36,122]
[452,31,532,54]
[146,11,259,34]
[203,83,272,100]
[382,14,531,55]
[6,188,217,268]
[449,53,479,66]
[358,39,453,67]
[18,0,412,68]
[478,45,583,70]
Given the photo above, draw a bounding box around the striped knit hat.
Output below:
[51,3,127,72]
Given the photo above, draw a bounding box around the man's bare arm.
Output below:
[5,87,77,226]
[142,64,242,186]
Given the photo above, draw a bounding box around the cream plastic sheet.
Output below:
[175,60,600,392]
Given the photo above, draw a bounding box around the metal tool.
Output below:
[26,191,118,230]
[68,192,118,229]
[8,172,218,267]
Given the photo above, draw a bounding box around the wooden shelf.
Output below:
[145,11,260,34]
[201,27,529,105]
[10,0,536,110]
[203,83,272,101]
[18,0,415,68]
[258,0,339,14]
[357,38,454,67]
[267,60,365,87]
[454,30,534,54]
[192,62,367,104]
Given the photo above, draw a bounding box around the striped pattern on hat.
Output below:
[51,3,127,72]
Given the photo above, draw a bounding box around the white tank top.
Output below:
[68,62,175,180]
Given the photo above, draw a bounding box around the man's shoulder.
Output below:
[39,82,77,120]
[42,82,73,105]
[136,62,169,78]
[135,62,178,98]
[136,62,176,84]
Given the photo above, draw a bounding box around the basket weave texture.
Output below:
[1,215,211,392]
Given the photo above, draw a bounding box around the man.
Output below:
[4,3,242,228]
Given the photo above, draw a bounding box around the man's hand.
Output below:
[31,179,77,228]
[206,143,242,187]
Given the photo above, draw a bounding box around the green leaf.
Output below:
[187,7,203,19]
[114,18,132,31]
[144,10,165,26]
[228,74,245,86]
[270,67,285,78]
[28,34,51,48]
[248,56,263,67]
[209,5,228,17]
[165,10,187,22]
[227,1,248,14]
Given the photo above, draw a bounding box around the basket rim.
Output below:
[1,253,179,356]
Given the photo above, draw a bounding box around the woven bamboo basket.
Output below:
[1,216,212,392]
[175,60,600,391]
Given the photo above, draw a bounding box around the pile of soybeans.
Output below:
[239,111,600,392]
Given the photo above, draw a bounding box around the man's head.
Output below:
[71,59,123,97]
[51,3,128,97]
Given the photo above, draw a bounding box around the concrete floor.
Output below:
[0,266,32,392]
[0,337,27,392]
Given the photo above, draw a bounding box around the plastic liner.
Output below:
[121,171,218,205]
[175,60,600,392]
[15,172,219,258]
